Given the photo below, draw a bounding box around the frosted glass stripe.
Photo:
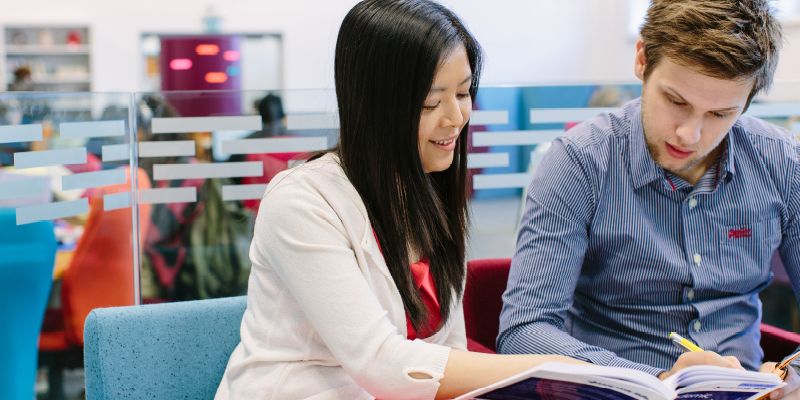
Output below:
[60,120,125,139]
[140,187,197,204]
[103,192,131,211]
[222,184,268,201]
[153,161,262,180]
[472,130,564,147]
[221,137,327,155]
[102,144,130,162]
[14,148,87,169]
[62,169,127,191]
[286,114,339,130]
[151,116,261,133]
[530,108,616,124]
[0,124,42,143]
[747,103,800,118]
[0,177,49,200]
[471,110,509,126]
[16,198,89,225]
[467,153,510,168]
[139,141,196,157]
[473,173,532,190]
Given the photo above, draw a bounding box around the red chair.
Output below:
[761,323,800,362]
[39,168,152,399]
[462,258,800,362]
[463,258,512,353]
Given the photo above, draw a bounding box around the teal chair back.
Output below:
[83,296,246,400]
[0,208,56,400]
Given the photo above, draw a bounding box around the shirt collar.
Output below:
[719,125,736,181]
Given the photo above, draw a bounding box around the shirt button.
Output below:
[694,320,702,332]
[688,197,698,209]
[693,253,702,265]
[687,289,695,301]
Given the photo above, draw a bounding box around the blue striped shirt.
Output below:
[497,98,800,375]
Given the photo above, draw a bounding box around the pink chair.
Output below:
[463,258,800,362]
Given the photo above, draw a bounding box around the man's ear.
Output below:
[634,38,646,81]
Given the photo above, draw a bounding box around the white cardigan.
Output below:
[215,153,467,400]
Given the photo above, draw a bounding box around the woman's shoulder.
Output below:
[261,152,359,208]
[267,153,346,190]
[253,152,369,247]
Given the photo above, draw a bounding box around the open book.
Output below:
[454,362,785,400]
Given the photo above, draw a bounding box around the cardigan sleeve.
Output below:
[249,175,451,400]
[441,297,467,351]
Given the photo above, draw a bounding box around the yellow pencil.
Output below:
[669,332,704,352]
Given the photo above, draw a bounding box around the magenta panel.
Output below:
[160,35,242,117]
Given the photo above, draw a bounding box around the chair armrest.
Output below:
[761,323,800,362]
[467,337,496,354]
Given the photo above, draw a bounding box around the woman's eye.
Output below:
[423,102,440,110]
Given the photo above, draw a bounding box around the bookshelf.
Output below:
[4,25,91,92]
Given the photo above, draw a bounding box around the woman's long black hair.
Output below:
[333,0,482,330]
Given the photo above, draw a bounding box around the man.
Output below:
[498,0,800,397]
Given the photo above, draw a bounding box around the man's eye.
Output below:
[711,112,728,119]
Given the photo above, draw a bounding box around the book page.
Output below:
[665,366,785,400]
[454,362,673,400]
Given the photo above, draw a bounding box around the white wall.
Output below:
[0,0,354,92]
[1,0,800,94]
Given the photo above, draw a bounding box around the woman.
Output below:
[214,1,582,399]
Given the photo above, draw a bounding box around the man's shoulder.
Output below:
[733,115,800,198]
[736,114,794,143]
[564,113,623,148]
[734,115,798,163]
[558,103,633,168]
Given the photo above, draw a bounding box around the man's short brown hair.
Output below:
[640,0,783,105]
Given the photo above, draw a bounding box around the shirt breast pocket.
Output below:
[714,217,780,293]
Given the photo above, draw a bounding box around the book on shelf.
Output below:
[454,361,784,400]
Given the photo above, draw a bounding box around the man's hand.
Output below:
[659,352,743,380]
[760,362,800,399]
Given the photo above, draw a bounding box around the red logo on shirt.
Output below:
[728,228,752,239]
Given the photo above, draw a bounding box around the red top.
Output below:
[371,230,442,339]
[405,258,442,340]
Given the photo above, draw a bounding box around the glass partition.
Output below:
[0,91,138,399]
[0,91,138,300]
[2,85,799,397]
[131,89,339,303]
[4,86,800,301]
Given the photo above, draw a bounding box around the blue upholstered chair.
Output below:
[83,296,246,400]
[0,208,56,400]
